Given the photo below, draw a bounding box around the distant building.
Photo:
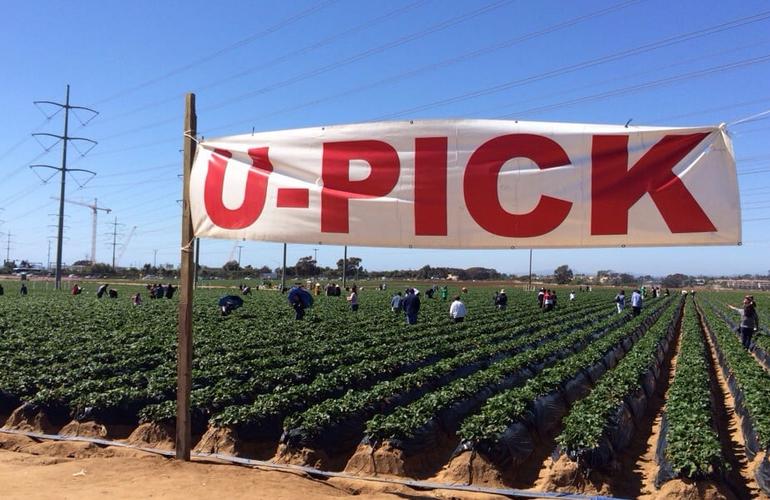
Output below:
[713,279,770,290]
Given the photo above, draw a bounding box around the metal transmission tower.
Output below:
[52,197,111,264]
[30,85,98,289]
[106,217,125,271]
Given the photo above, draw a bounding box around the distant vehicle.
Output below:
[142,275,158,280]
[13,267,42,276]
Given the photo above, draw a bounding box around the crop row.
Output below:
[360,308,628,449]
[655,297,723,486]
[699,301,770,457]
[556,296,682,467]
[184,295,609,423]
[455,296,674,467]
[283,305,623,452]
[204,298,612,433]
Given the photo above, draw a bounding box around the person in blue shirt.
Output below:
[390,292,402,312]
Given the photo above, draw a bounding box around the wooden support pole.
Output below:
[194,238,200,290]
[528,249,533,292]
[281,243,287,292]
[176,93,196,461]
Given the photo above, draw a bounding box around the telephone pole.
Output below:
[31,85,98,289]
[107,217,124,271]
[5,232,11,264]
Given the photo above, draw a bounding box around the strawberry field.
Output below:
[1,283,770,498]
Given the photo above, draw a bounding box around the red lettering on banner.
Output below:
[463,134,573,237]
[204,147,273,229]
[321,140,400,233]
[414,137,448,236]
[277,188,310,208]
[591,133,715,235]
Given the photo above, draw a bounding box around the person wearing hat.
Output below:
[729,296,759,349]
[494,289,508,310]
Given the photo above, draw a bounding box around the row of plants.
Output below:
[556,297,682,466]
[456,296,674,461]
[180,295,606,420]
[203,298,612,430]
[699,300,770,458]
[360,309,629,447]
[284,305,622,450]
[0,286,615,433]
[655,297,723,485]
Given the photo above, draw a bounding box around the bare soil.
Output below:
[0,434,512,500]
[700,315,763,499]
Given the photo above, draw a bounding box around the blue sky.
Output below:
[2,0,770,277]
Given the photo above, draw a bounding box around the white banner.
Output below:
[189,119,740,248]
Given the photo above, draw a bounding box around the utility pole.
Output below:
[107,217,124,271]
[31,85,98,289]
[281,243,287,292]
[342,245,348,289]
[5,232,10,264]
[313,247,318,262]
[153,249,158,268]
[528,249,533,292]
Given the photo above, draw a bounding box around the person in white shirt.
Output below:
[631,289,643,316]
[347,285,359,312]
[449,296,467,323]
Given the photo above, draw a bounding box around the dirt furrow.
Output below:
[605,313,682,499]
[699,307,761,499]
[529,305,683,497]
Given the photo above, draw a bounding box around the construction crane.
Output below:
[116,226,136,268]
[51,197,111,264]
[227,241,239,263]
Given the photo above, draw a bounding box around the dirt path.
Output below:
[604,318,682,499]
[699,309,761,499]
[0,434,514,500]
[527,307,682,497]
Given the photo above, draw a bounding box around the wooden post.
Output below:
[176,93,196,461]
[194,238,200,290]
[280,243,287,292]
[528,249,533,292]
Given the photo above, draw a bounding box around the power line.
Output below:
[201,0,515,113]
[475,36,770,122]
[375,9,770,119]
[496,53,770,119]
[91,0,340,106]
[100,0,430,124]
[94,0,517,143]
[199,0,644,135]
